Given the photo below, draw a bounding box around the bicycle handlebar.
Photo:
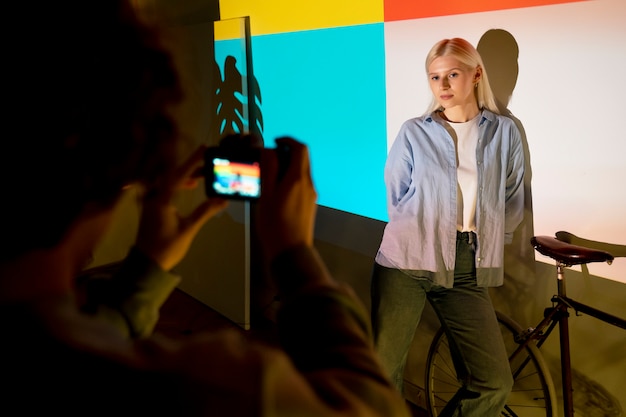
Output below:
[531,235,614,266]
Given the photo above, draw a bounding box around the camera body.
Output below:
[204,133,291,201]
[204,146,262,201]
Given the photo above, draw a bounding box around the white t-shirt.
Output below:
[448,115,479,232]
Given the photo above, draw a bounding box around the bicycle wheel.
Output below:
[425,311,556,417]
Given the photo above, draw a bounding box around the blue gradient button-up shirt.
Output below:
[375,110,525,288]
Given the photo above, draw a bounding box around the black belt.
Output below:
[457,231,476,244]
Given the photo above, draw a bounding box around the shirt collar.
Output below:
[426,109,495,126]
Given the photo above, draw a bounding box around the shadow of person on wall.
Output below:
[477,29,538,318]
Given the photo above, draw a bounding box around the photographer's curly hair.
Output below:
[1,0,182,260]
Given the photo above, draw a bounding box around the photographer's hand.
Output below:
[135,145,228,271]
[257,137,317,262]
[256,137,338,296]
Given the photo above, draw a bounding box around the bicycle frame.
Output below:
[529,234,626,417]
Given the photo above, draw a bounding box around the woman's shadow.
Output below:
[477,29,537,315]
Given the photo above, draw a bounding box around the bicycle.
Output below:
[425,231,626,417]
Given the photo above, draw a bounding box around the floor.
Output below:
[155,288,428,417]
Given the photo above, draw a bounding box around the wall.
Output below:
[215,0,626,283]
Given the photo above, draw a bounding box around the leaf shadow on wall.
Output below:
[213,55,264,141]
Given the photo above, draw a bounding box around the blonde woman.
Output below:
[371,37,525,417]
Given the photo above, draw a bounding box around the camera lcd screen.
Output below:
[209,157,261,200]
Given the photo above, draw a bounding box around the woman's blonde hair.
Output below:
[424,38,499,114]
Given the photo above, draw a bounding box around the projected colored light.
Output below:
[384,0,587,21]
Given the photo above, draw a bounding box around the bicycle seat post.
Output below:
[555,261,575,417]
[556,262,566,296]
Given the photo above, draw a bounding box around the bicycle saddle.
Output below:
[531,235,614,266]
[555,231,626,258]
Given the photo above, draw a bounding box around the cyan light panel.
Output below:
[250,24,388,221]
